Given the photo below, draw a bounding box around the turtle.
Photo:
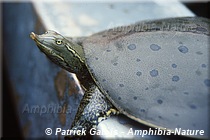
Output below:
[30,17,210,139]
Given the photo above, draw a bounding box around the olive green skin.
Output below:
[31,17,210,139]
[30,30,118,139]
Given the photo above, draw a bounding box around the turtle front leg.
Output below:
[65,85,119,139]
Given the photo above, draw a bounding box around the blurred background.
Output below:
[1,0,209,139]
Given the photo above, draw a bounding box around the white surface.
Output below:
[33,1,194,36]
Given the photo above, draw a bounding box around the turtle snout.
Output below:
[30,32,37,40]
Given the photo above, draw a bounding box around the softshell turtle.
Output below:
[30,17,210,139]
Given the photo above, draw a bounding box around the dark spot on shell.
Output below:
[95,57,98,60]
[189,104,197,109]
[118,97,121,100]
[184,92,189,95]
[133,96,137,100]
[150,69,158,77]
[196,51,203,55]
[195,70,202,76]
[106,90,109,93]
[127,44,136,50]
[204,79,210,87]
[172,64,177,68]
[136,71,142,76]
[158,116,162,119]
[119,84,124,87]
[201,64,207,68]
[140,109,145,112]
[178,46,188,53]
[136,58,141,62]
[113,62,118,66]
[145,87,149,90]
[106,49,111,52]
[102,79,106,82]
[150,44,161,51]
[157,99,163,104]
[172,76,180,82]
[90,69,94,72]
[174,113,179,117]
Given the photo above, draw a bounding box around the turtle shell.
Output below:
[82,17,210,138]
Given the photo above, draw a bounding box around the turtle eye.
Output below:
[56,40,62,45]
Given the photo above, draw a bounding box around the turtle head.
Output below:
[30,30,86,74]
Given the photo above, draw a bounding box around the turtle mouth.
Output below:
[30,32,64,61]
